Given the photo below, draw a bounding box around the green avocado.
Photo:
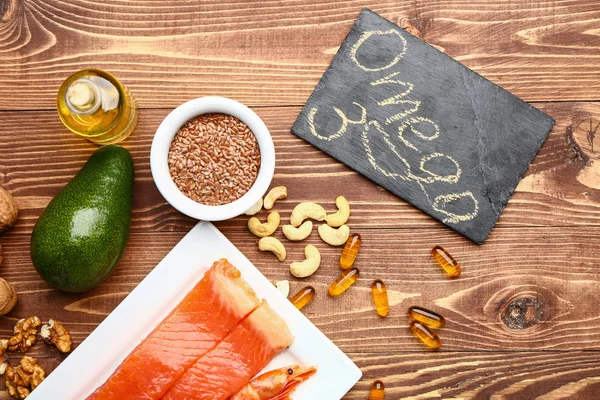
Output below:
[30,145,134,292]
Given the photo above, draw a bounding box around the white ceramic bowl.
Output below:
[150,97,275,221]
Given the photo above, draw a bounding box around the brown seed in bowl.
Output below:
[168,113,261,206]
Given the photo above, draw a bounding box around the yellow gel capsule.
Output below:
[328,268,359,297]
[369,379,384,400]
[432,245,461,277]
[339,233,361,270]
[371,279,389,317]
[289,286,315,310]
[410,321,442,350]
[408,306,445,329]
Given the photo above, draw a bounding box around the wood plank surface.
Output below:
[1,0,600,109]
[1,102,599,235]
[1,0,599,399]
[2,227,600,352]
[6,351,600,399]
[1,226,600,398]
[349,351,600,399]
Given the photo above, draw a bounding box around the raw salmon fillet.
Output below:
[162,300,293,400]
[88,259,260,400]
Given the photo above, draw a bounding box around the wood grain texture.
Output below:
[347,351,600,399]
[1,0,600,398]
[4,351,600,399]
[0,102,599,236]
[1,0,600,110]
[0,96,599,400]
[2,227,600,352]
[0,227,600,398]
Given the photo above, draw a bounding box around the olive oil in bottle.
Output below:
[57,69,138,144]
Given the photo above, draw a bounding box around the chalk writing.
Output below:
[309,28,480,224]
[397,117,440,151]
[370,72,414,106]
[362,121,412,181]
[419,153,461,184]
[350,30,407,72]
[432,191,479,224]
[308,102,366,141]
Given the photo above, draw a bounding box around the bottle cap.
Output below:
[65,79,101,115]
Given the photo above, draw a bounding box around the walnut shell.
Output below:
[0,243,2,266]
[0,187,18,233]
[0,278,17,316]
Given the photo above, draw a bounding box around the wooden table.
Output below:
[1,1,600,398]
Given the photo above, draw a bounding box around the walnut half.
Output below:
[2,356,45,399]
[19,356,45,390]
[0,339,8,359]
[8,317,41,353]
[40,319,72,353]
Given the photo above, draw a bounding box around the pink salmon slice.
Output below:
[88,259,260,400]
[162,300,293,400]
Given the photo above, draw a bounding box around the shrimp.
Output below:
[230,365,317,400]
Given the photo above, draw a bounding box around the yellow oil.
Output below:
[57,69,137,144]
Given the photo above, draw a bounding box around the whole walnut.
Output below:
[0,187,18,233]
[0,278,17,316]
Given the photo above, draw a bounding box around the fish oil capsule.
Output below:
[289,286,315,310]
[431,245,461,277]
[408,306,445,329]
[328,268,359,297]
[371,279,389,317]
[369,380,384,400]
[410,321,442,350]
[339,233,361,270]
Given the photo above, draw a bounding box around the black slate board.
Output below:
[291,9,555,244]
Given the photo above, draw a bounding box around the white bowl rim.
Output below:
[150,97,275,221]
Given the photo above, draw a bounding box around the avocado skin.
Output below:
[30,145,134,293]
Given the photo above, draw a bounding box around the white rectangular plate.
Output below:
[30,222,362,400]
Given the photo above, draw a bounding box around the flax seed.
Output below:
[168,113,261,206]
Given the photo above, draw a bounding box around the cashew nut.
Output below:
[282,221,313,241]
[264,186,287,210]
[258,237,286,261]
[290,202,326,227]
[244,198,263,216]
[290,245,321,278]
[275,280,290,297]
[248,212,280,237]
[318,224,350,246]
[326,196,350,227]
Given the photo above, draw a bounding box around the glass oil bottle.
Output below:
[57,69,138,144]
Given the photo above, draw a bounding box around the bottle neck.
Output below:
[65,78,102,116]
